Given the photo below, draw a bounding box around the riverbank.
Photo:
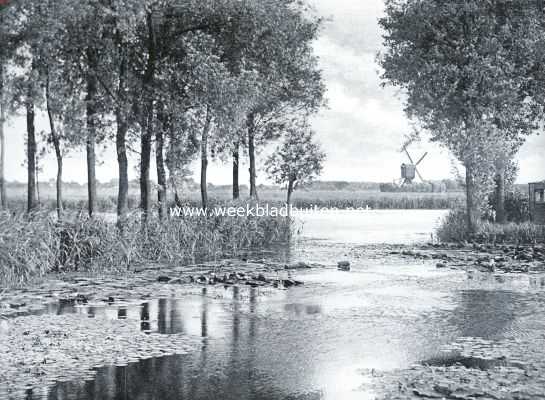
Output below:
[391,242,545,274]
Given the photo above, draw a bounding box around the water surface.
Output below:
[28,209,545,400]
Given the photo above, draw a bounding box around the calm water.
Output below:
[32,210,545,400]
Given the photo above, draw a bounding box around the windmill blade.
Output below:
[404,148,416,164]
[415,152,428,166]
[415,167,426,183]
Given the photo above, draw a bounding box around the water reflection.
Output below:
[30,272,545,400]
[455,290,520,339]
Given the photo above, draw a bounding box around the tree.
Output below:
[0,0,18,210]
[32,0,86,219]
[379,0,541,232]
[220,0,325,200]
[265,121,325,208]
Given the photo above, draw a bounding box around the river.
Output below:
[17,210,545,400]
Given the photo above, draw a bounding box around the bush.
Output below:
[437,207,545,244]
[436,208,470,243]
[504,190,530,223]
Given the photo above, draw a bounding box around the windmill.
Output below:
[400,137,428,185]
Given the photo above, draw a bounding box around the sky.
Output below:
[3,0,545,185]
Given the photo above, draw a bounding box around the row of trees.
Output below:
[380,0,544,231]
[0,0,326,223]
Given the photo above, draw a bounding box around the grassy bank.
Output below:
[0,210,291,286]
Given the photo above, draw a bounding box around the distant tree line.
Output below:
[0,0,326,223]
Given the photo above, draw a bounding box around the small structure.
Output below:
[529,181,545,224]
[401,163,416,183]
[399,138,428,185]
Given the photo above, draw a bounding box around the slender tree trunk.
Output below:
[140,106,152,218]
[116,49,129,226]
[116,113,129,224]
[200,108,212,210]
[232,141,239,200]
[287,176,295,217]
[0,63,6,209]
[465,164,477,235]
[26,83,37,213]
[156,124,167,220]
[35,161,40,206]
[174,185,181,206]
[495,167,506,224]
[86,48,97,218]
[46,76,63,219]
[140,11,156,220]
[247,115,258,200]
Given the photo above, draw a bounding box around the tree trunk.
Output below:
[116,54,129,226]
[156,124,167,220]
[140,11,156,220]
[232,141,239,200]
[86,49,97,218]
[0,63,6,210]
[174,186,181,206]
[200,108,212,210]
[26,84,37,213]
[46,77,63,219]
[116,112,129,225]
[247,116,258,200]
[140,106,152,218]
[287,176,295,216]
[35,160,40,206]
[465,164,477,235]
[494,167,506,224]
[46,97,63,220]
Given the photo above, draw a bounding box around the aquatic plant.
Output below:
[0,210,292,286]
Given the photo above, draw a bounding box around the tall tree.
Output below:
[0,0,10,210]
[380,0,541,232]
[242,2,325,199]
[26,65,37,213]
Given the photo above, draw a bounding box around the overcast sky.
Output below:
[3,0,544,184]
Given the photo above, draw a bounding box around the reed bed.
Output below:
[0,210,291,286]
[437,208,545,244]
[6,189,464,212]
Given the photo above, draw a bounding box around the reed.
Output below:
[7,190,464,212]
[437,208,545,244]
[0,210,291,286]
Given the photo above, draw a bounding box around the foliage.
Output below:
[437,207,543,243]
[379,0,542,228]
[486,187,530,223]
[264,121,325,197]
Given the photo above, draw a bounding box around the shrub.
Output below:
[437,207,545,244]
[436,208,470,243]
[504,190,530,223]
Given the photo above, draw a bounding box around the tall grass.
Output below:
[0,210,292,286]
[436,208,545,244]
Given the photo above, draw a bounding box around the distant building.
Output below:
[529,181,545,225]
